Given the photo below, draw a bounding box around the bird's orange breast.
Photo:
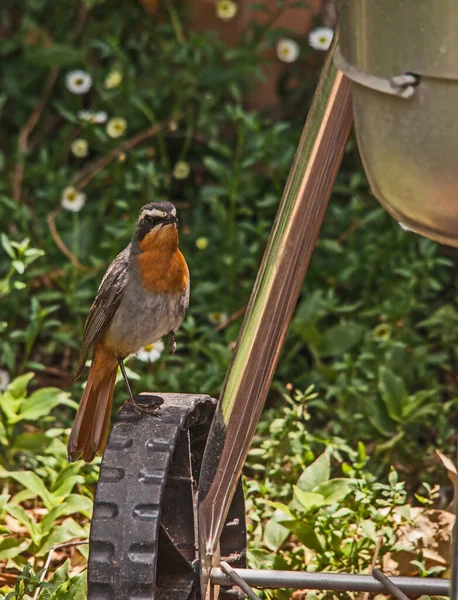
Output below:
[138,226,188,294]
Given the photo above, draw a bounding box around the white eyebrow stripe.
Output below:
[140,208,167,220]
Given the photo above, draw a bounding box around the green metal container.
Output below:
[336,0,458,246]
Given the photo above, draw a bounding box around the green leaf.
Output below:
[0,469,56,509]
[52,476,84,500]
[24,45,84,67]
[262,500,294,517]
[4,504,40,544]
[293,487,326,511]
[297,452,330,492]
[35,525,75,557]
[7,373,34,399]
[203,156,230,183]
[51,463,84,494]
[263,509,291,552]
[319,322,365,357]
[59,494,93,518]
[360,519,377,539]
[39,560,70,600]
[378,366,408,422]
[1,234,15,259]
[12,260,25,274]
[0,537,31,560]
[13,433,52,453]
[280,520,323,552]
[51,571,87,600]
[13,388,73,423]
[363,394,398,437]
[313,478,354,504]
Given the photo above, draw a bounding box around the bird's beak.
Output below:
[162,214,178,227]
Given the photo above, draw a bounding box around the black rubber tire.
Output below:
[88,394,246,600]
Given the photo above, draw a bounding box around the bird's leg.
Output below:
[169,330,177,354]
[117,358,141,415]
[117,357,163,417]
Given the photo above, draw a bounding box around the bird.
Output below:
[67,201,189,463]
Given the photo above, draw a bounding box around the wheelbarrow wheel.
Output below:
[87,394,246,600]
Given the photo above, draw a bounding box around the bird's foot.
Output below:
[169,330,177,354]
[124,394,164,418]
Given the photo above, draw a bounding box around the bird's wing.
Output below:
[74,246,130,379]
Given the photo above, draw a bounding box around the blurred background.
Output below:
[1,1,457,598]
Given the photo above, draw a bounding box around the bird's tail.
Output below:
[67,344,118,462]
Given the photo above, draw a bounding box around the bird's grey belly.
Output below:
[104,283,188,356]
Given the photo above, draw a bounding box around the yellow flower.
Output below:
[106,117,127,138]
[373,323,391,340]
[216,0,238,21]
[196,237,209,250]
[71,138,89,158]
[173,161,190,180]
[105,71,123,89]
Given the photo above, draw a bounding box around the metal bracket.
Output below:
[334,45,418,98]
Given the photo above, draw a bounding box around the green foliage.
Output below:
[246,389,445,599]
[0,373,78,467]
[0,561,86,600]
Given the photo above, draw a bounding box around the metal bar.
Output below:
[210,569,450,596]
[372,568,410,600]
[198,31,353,599]
[220,561,258,600]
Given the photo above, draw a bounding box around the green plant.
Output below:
[246,388,446,600]
[0,373,77,468]
[0,560,86,600]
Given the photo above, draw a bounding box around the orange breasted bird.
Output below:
[68,201,189,462]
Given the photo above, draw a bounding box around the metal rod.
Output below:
[372,568,410,600]
[210,569,450,596]
[198,32,353,599]
[220,562,258,600]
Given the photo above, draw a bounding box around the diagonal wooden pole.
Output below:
[197,33,354,600]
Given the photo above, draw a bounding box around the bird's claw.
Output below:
[124,394,164,418]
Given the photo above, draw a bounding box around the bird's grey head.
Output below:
[135,201,178,242]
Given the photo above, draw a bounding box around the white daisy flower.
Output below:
[276,38,300,63]
[78,110,108,124]
[0,369,11,391]
[137,339,165,363]
[173,161,190,180]
[216,0,238,21]
[208,312,228,326]
[105,71,123,89]
[65,70,92,95]
[71,138,89,158]
[78,110,94,122]
[61,187,86,212]
[94,111,108,124]
[106,117,127,138]
[308,27,334,51]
